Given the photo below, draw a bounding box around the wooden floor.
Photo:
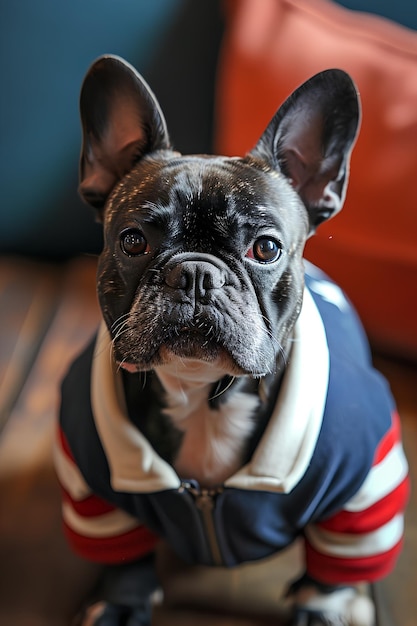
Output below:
[0,257,415,625]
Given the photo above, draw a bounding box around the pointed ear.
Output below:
[250,69,360,233]
[79,55,170,217]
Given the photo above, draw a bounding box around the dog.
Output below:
[54,56,409,626]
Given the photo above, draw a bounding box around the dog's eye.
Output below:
[120,229,149,256]
[248,237,282,263]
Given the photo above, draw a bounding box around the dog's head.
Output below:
[79,56,359,379]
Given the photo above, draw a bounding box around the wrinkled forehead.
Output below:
[105,153,305,234]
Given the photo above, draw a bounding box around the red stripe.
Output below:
[56,428,117,516]
[58,427,159,563]
[318,477,410,534]
[373,411,401,465]
[63,521,159,564]
[305,538,403,584]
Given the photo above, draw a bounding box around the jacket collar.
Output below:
[91,287,329,494]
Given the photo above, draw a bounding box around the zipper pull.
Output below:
[179,482,224,566]
[194,488,224,566]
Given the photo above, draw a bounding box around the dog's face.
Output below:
[96,154,308,378]
[79,56,359,378]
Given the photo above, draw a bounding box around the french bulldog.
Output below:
[55,56,409,626]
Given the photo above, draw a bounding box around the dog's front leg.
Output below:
[78,555,159,626]
[286,574,375,626]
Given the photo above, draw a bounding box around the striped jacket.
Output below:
[55,266,409,584]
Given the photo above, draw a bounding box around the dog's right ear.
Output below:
[79,55,170,218]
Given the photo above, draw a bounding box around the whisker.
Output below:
[110,313,130,333]
[249,314,290,369]
[116,357,128,374]
[209,376,236,401]
[94,326,113,360]
[140,371,147,391]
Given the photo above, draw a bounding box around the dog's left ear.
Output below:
[79,55,170,216]
[250,69,360,232]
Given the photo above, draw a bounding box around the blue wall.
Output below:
[0,1,185,256]
[335,1,417,30]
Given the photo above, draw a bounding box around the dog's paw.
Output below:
[76,601,151,626]
[287,575,375,626]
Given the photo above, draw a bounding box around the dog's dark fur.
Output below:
[72,56,372,625]
[80,61,357,380]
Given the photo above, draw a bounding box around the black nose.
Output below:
[164,259,226,300]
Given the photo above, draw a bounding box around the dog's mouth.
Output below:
[117,322,236,374]
[165,326,223,356]
[159,321,231,367]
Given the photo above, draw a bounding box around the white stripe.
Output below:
[62,500,140,538]
[91,322,181,493]
[344,443,408,512]
[306,513,404,559]
[226,286,329,493]
[53,434,91,501]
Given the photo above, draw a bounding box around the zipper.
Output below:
[180,481,224,566]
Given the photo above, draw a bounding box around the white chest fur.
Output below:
[156,362,260,487]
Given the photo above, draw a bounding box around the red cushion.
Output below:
[215,0,417,359]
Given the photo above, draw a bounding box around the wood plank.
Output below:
[154,542,299,625]
[0,258,61,431]
[152,606,283,626]
[0,257,101,625]
[373,355,417,626]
